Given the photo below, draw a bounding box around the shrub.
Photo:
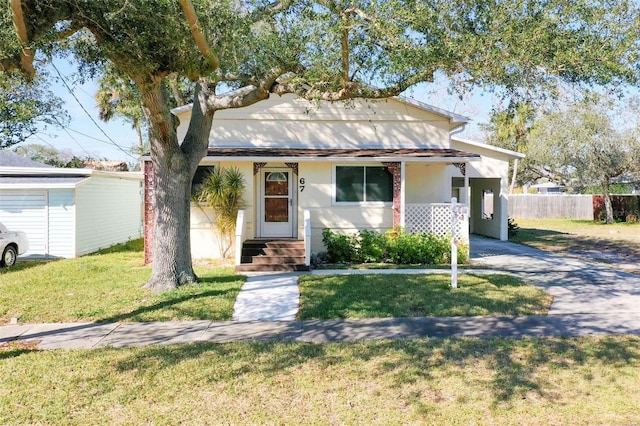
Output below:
[322,229,357,263]
[321,227,465,265]
[508,217,520,238]
[357,229,387,263]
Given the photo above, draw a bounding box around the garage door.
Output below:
[0,192,48,258]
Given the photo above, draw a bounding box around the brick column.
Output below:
[383,162,402,228]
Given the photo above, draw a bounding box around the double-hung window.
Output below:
[335,165,393,203]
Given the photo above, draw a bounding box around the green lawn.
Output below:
[511,218,640,252]
[0,240,244,324]
[2,336,639,424]
[299,273,552,319]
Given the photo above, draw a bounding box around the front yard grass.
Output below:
[2,336,639,424]
[510,218,640,273]
[511,218,640,251]
[298,273,553,319]
[0,239,244,324]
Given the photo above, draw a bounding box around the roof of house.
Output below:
[0,176,88,188]
[0,151,142,190]
[202,147,480,162]
[452,137,525,160]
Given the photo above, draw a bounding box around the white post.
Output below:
[451,197,458,289]
[234,209,245,267]
[303,209,311,267]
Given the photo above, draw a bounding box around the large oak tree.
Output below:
[1,0,638,291]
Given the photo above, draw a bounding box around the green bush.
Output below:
[322,229,357,263]
[322,227,467,265]
[357,229,388,263]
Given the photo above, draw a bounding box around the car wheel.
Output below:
[1,246,17,267]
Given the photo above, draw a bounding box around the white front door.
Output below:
[260,169,294,238]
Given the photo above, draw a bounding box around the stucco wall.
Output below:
[177,95,451,150]
[405,163,450,203]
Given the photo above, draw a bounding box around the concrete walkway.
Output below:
[232,273,300,321]
[2,236,640,350]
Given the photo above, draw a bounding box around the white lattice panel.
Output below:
[406,203,468,241]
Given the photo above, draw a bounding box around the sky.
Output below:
[26,63,496,165]
[29,60,141,165]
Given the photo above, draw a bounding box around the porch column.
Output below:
[453,162,469,204]
[464,162,469,204]
[383,162,402,228]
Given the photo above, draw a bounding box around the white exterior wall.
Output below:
[75,176,143,255]
[190,161,255,259]
[451,140,513,240]
[47,189,76,258]
[178,95,451,149]
[405,163,450,203]
[298,162,393,255]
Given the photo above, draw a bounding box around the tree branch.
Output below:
[271,69,435,101]
[341,12,349,88]
[178,0,219,72]
[10,0,35,78]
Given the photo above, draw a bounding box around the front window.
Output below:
[335,166,393,203]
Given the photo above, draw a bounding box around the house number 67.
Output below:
[299,177,306,192]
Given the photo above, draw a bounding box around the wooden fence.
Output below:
[508,194,594,219]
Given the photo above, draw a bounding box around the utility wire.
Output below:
[50,62,137,160]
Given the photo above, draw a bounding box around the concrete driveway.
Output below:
[470,235,640,316]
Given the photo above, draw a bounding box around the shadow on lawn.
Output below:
[96,275,243,323]
[111,335,640,409]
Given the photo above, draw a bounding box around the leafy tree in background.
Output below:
[12,143,104,168]
[482,102,537,191]
[0,73,68,148]
[12,143,73,166]
[526,97,640,223]
[1,0,639,291]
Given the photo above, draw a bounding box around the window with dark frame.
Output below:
[336,166,393,203]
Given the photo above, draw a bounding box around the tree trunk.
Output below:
[139,80,213,292]
[509,158,519,194]
[146,150,197,292]
[602,178,614,224]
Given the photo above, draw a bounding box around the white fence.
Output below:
[406,203,469,241]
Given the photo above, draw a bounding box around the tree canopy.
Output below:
[2,0,640,291]
[525,96,640,223]
[0,72,67,148]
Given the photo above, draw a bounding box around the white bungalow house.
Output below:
[0,151,144,259]
[143,94,523,271]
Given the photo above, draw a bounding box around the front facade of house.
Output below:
[0,155,144,259]
[144,94,523,265]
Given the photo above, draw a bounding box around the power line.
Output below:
[50,62,137,160]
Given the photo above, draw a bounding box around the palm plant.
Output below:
[195,167,246,257]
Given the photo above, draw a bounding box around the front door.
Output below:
[260,169,294,237]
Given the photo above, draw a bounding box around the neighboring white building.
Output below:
[0,151,144,259]
[144,94,524,268]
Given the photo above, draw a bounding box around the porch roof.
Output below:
[203,147,480,163]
